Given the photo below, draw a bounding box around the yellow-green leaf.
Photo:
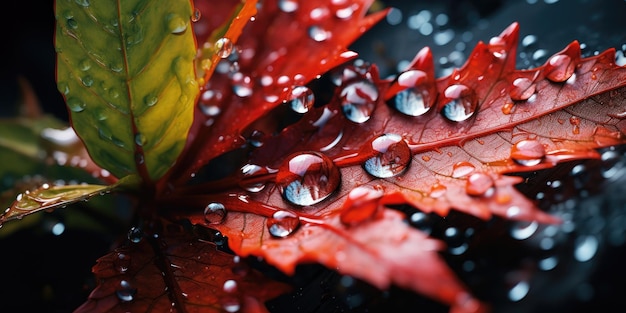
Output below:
[55,0,199,182]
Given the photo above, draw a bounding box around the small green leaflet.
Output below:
[55,0,199,182]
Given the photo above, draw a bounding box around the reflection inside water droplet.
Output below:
[116,280,137,302]
[267,210,300,237]
[511,139,545,166]
[127,226,143,243]
[286,86,315,113]
[340,80,379,123]
[441,84,477,122]
[276,152,341,206]
[204,202,227,224]
[392,70,434,116]
[509,77,536,101]
[362,134,412,178]
[215,37,234,58]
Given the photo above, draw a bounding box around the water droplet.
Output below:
[286,86,315,113]
[191,8,201,22]
[238,164,267,192]
[508,280,529,302]
[67,97,86,112]
[81,75,94,87]
[231,73,253,97]
[409,212,433,234]
[134,133,147,146]
[144,94,158,106]
[127,226,143,243]
[116,280,137,302]
[362,134,411,178]
[115,252,131,273]
[308,25,331,42]
[509,77,536,101]
[223,279,238,293]
[66,18,78,29]
[451,161,475,178]
[511,139,545,166]
[574,235,598,262]
[276,152,341,206]
[488,36,507,58]
[441,84,477,122]
[501,101,514,114]
[340,185,384,226]
[510,220,538,240]
[545,54,575,82]
[267,210,300,237]
[569,116,581,134]
[74,0,90,7]
[392,70,435,116]
[465,172,494,197]
[221,297,241,313]
[340,80,379,123]
[215,38,234,58]
[168,14,188,34]
[57,81,70,95]
[204,202,226,225]
[278,0,298,12]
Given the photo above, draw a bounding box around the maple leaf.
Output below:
[168,21,626,313]
[75,220,290,313]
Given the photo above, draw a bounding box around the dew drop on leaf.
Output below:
[286,86,315,113]
[134,133,147,146]
[144,94,158,106]
[267,210,300,238]
[511,139,545,166]
[238,164,267,192]
[79,59,91,71]
[544,54,576,82]
[66,17,78,29]
[66,97,86,112]
[74,0,89,7]
[392,70,435,116]
[115,252,131,273]
[340,80,379,123]
[441,84,477,122]
[204,202,227,225]
[127,226,143,243]
[340,185,384,226]
[278,0,298,13]
[308,25,331,42]
[509,77,536,101]
[465,172,494,197]
[168,14,188,34]
[215,37,234,58]
[116,280,137,302]
[451,161,475,178]
[191,8,201,22]
[222,279,238,293]
[488,36,507,59]
[362,134,412,178]
[81,75,94,87]
[429,183,447,198]
[276,152,341,206]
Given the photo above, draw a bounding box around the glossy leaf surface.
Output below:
[55,0,199,182]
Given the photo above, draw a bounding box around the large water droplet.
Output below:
[215,38,234,58]
[362,134,412,178]
[451,161,475,178]
[340,80,379,123]
[67,97,86,112]
[267,210,300,237]
[392,70,435,116]
[222,279,238,293]
[277,152,341,206]
[545,54,576,82]
[465,172,494,197]
[441,84,477,122]
[340,185,384,226]
[509,77,536,101]
[204,202,226,225]
[511,139,545,166]
[127,226,143,243]
[286,86,315,113]
[116,280,137,302]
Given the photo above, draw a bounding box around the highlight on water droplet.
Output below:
[509,77,536,101]
[391,70,435,116]
[81,75,94,87]
[451,161,475,178]
[144,93,158,107]
[267,210,300,238]
[204,202,227,225]
[276,151,341,206]
[116,280,137,302]
[465,172,494,197]
[278,0,298,12]
[191,8,201,22]
[544,54,576,83]
[340,80,379,123]
[510,139,545,166]
[215,37,234,58]
[340,185,384,226]
[222,279,238,293]
[134,133,147,146]
[308,25,331,42]
[285,86,315,113]
[167,14,188,34]
[362,134,412,178]
[441,84,477,122]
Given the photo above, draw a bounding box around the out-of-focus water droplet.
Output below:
[452,161,475,178]
[340,80,379,123]
[392,70,435,116]
[409,212,433,234]
[223,279,238,293]
[465,172,494,197]
[267,210,300,238]
[285,86,315,113]
[545,54,575,82]
[81,75,94,87]
[574,235,598,262]
[116,280,137,302]
[79,59,91,71]
[221,297,241,313]
[204,202,227,225]
[168,14,188,34]
[362,134,411,178]
[441,84,477,122]
[340,185,384,226]
[215,37,234,58]
[510,220,539,240]
[66,17,78,29]
[144,94,158,107]
[276,152,341,206]
[127,226,143,243]
[539,256,558,271]
[511,139,545,166]
[232,73,253,97]
[308,25,331,42]
[521,34,537,48]
[115,252,131,273]
[488,36,507,58]
[278,0,298,13]
[508,280,529,302]
[191,8,201,22]
[509,77,536,101]
[134,133,147,146]
[67,97,86,112]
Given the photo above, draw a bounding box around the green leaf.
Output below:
[55,0,199,182]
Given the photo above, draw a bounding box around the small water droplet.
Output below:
[66,17,78,29]
[362,134,411,178]
[223,279,238,293]
[441,84,477,122]
[429,183,447,198]
[238,164,267,192]
[215,38,234,58]
[204,202,226,225]
[168,14,188,34]
[285,86,315,113]
[79,59,91,71]
[116,280,137,302]
[570,116,581,134]
[57,81,70,95]
[231,73,253,97]
[276,152,341,206]
[67,97,86,112]
[501,101,514,114]
[340,185,384,226]
[452,161,475,178]
[465,172,494,197]
[127,226,143,243]
[511,139,545,166]
[267,210,300,237]
[81,75,94,87]
[221,297,241,313]
[545,54,575,82]
[488,36,506,58]
[409,212,433,234]
[134,133,147,146]
[340,80,379,123]
[509,77,536,101]
[144,94,158,106]
[392,70,435,116]
[115,252,131,273]
[278,0,298,12]
[191,8,201,22]
[308,25,331,42]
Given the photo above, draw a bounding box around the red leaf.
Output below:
[75,220,290,313]
[169,21,626,313]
